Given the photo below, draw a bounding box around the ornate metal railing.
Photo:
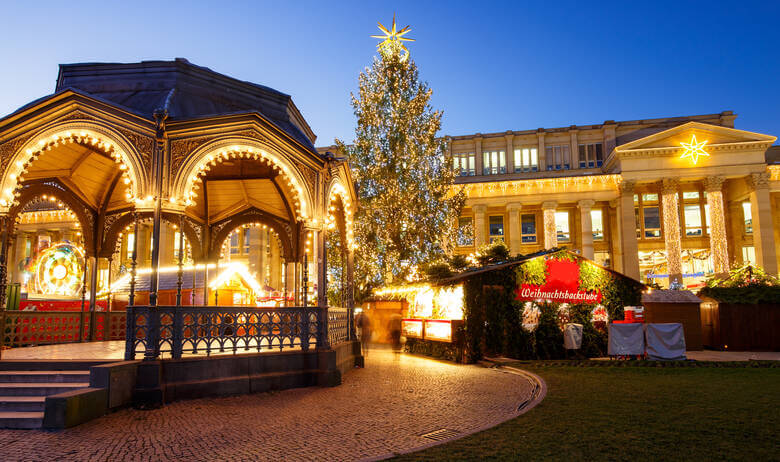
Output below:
[125,305,354,360]
[327,307,350,346]
[0,310,126,348]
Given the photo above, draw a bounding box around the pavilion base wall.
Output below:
[133,341,363,406]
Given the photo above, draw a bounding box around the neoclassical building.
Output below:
[445,112,779,288]
[0,59,357,357]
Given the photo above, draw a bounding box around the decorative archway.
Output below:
[208,208,296,262]
[0,120,148,214]
[171,137,314,222]
[8,182,97,255]
[99,211,203,261]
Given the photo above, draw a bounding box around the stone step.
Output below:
[0,360,114,371]
[0,382,90,396]
[0,371,90,383]
[0,396,46,412]
[0,411,44,429]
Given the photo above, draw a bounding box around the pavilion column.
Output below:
[618,181,640,279]
[578,200,595,260]
[506,202,522,255]
[661,178,683,285]
[728,201,744,267]
[747,172,778,275]
[473,204,487,247]
[704,176,729,275]
[316,229,326,307]
[542,201,557,249]
[88,256,98,341]
[569,128,579,170]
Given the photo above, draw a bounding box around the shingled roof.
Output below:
[53,58,317,150]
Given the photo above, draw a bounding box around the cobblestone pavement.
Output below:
[0,347,538,461]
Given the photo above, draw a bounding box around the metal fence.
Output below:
[0,310,126,348]
[126,306,354,360]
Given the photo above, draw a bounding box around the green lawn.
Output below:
[396,364,780,461]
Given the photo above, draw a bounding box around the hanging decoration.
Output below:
[679,134,710,165]
[34,243,84,297]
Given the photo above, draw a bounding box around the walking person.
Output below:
[356,310,372,358]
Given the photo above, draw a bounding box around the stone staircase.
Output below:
[0,361,107,429]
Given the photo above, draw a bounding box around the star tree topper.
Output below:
[680,134,710,165]
[371,15,414,60]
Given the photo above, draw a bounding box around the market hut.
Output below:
[384,248,646,362]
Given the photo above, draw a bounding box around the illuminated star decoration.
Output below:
[371,15,414,60]
[679,134,710,165]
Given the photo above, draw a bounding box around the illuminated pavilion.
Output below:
[0,59,357,359]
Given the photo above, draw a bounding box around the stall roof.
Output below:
[641,289,701,304]
[432,248,646,287]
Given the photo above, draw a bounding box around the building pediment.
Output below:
[614,121,775,155]
[605,122,776,175]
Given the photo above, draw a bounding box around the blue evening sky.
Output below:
[1,1,778,145]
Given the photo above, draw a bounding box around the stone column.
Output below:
[473,204,487,248]
[542,201,557,249]
[578,200,595,260]
[536,130,546,171]
[704,176,729,275]
[569,127,579,170]
[661,178,683,285]
[619,181,640,279]
[506,203,522,255]
[505,132,515,174]
[747,172,778,275]
[474,135,483,176]
[727,201,743,267]
[609,200,623,272]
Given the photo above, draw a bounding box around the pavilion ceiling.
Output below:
[21,143,130,212]
[187,159,294,224]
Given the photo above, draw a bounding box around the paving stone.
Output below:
[0,348,536,461]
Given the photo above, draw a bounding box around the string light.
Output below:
[1,129,138,209]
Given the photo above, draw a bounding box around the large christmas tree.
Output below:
[336,17,465,296]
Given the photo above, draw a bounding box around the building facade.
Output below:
[447,112,779,288]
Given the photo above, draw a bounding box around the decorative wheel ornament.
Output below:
[34,243,84,297]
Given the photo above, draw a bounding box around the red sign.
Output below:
[515,259,601,304]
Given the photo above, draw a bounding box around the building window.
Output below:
[578,143,604,168]
[453,152,475,176]
[742,246,756,265]
[643,207,661,238]
[457,217,474,247]
[683,205,703,236]
[591,209,604,240]
[594,250,610,268]
[521,214,536,243]
[545,145,570,170]
[742,202,752,234]
[482,150,506,175]
[243,229,251,254]
[489,215,504,242]
[230,232,240,254]
[126,233,135,254]
[513,147,538,172]
[635,193,661,238]
[555,211,570,242]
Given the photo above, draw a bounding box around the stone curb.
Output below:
[363,364,547,462]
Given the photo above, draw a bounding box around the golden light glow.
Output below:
[680,134,710,165]
[371,15,414,59]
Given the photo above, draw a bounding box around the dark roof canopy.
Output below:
[55,58,316,149]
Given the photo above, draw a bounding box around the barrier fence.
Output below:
[125,305,354,360]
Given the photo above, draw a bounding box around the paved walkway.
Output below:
[0,347,541,461]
